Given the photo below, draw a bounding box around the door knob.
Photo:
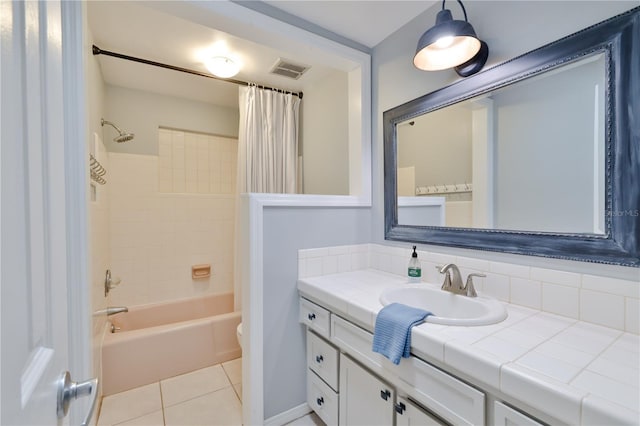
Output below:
[56,371,99,426]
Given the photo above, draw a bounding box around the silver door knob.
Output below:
[57,371,99,426]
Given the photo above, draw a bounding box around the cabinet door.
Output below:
[494,402,543,426]
[396,396,446,426]
[339,354,394,426]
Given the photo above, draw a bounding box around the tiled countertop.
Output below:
[298,269,640,425]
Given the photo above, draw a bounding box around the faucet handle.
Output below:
[465,273,486,297]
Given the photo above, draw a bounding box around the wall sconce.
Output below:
[413,0,489,77]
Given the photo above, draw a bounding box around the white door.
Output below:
[1,1,92,425]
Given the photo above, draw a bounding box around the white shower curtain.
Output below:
[233,85,301,311]
[237,85,301,194]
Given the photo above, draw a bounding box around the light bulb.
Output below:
[434,36,454,48]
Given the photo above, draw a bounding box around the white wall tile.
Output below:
[510,277,542,309]
[580,289,625,330]
[456,256,489,271]
[625,298,639,334]
[322,256,338,275]
[489,261,530,279]
[582,274,640,298]
[306,257,323,278]
[483,273,510,301]
[531,267,581,287]
[108,152,237,306]
[542,283,579,319]
[337,254,351,273]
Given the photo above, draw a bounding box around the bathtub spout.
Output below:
[94,306,129,316]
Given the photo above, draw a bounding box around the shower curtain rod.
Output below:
[92,45,303,99]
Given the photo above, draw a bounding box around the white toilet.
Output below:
[236,323,243,349]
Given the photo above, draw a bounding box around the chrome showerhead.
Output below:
[101,118,135,143]
[114,133,135,143]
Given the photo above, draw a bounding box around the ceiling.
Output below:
[88,1,435,109]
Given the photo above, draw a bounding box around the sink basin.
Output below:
[379,284,507,326]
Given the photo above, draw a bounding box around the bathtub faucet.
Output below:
[94,306,129,316]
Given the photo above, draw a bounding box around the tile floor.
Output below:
[97,357,325,426]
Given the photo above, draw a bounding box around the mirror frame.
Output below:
[384,8,639,267]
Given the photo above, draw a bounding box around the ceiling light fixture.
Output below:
[413,0,489,77]
[205,56,240,79]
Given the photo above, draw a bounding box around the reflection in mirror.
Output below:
[397,53,606,234]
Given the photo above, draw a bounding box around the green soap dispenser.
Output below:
[408,246,422,283]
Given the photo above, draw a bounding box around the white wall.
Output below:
[301,70,350,195]
[261,206,372,419]
[103,85,239,155]
[371,0,639,281]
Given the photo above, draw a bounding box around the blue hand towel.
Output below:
[372,303,431,365]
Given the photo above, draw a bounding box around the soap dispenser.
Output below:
[408,246,422,283]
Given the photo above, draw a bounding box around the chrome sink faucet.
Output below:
[437,264,485,297]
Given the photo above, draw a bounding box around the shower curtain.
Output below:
[233,85,301,311]
[237,85,301,193]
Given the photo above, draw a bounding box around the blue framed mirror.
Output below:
[384,8,639,267]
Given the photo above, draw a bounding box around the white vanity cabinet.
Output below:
[339,354,395,425]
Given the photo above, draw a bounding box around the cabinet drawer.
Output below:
[396,356,485,426]
[307,369,338,426]
[300,298,331,338]
[331,314,386,368]
[307,330,339,391]
[494,402,543,426]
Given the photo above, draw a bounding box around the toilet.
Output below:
[236,323,243,349]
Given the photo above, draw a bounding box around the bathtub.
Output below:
[102,292,241,395]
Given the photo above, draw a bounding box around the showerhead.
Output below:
[101,118,135,143]
[114,133,135,143]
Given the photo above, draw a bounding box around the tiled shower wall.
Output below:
[158,128,237,195]
[298,244,640,334]
[107,148,236,306]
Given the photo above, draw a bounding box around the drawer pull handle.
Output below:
[317,397,324,406]
[380,389,391,401]
[316,355,324,363]
[395,402,406,414]
[308,313,316,321]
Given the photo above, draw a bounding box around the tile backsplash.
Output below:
[298,244,639,334]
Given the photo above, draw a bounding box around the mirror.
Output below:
[384,8,639,266]
[397,53,606,234]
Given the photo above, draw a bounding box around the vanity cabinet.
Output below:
[302,297,490,425]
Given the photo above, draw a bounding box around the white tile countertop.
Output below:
[298,269,640,425]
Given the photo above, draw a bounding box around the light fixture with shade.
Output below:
[205,56,240,78]
[413,0,489,77]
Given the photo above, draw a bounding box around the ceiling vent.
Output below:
[269,58,310,80]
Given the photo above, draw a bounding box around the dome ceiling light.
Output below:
[205,56,240,79]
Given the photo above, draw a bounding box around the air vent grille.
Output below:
[270,58,310,80]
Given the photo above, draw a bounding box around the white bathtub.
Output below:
[102,292,241,395]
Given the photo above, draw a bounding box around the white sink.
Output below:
[379,284,507,326]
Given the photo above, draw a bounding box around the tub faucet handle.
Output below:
[104,269,122,296]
